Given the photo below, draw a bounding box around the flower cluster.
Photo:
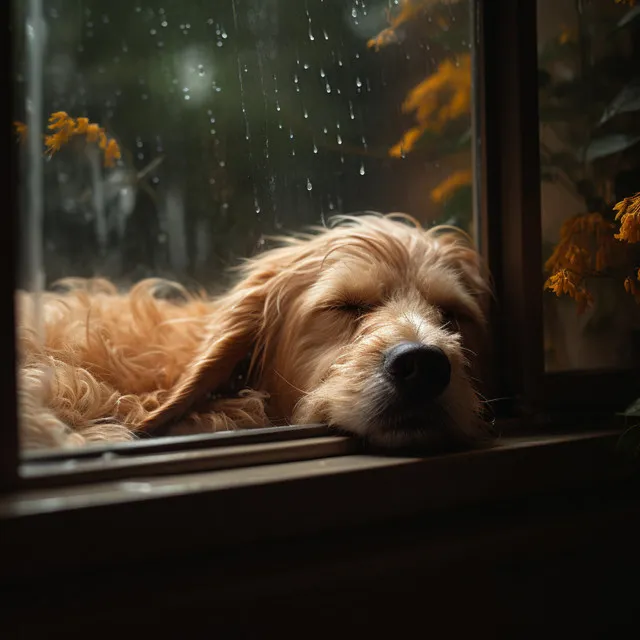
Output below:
[614,192,640,243]
[388,55,471,158]
[13,111,121,168]
[544,195,640,312]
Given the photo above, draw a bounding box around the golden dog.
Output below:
[17,214,493,451]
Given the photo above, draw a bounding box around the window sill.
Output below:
[0,427,632,581]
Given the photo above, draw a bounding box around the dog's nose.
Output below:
[383,342,451,399]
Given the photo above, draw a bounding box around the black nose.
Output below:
[383,342,451,399]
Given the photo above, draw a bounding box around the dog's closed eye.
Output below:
[438,307,472,333]
[328,300,374,318]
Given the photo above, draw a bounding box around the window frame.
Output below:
[1,0,635,499]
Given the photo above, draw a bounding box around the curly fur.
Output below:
[17,213,493,451]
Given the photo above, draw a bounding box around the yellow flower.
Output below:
[13,121,27,143]
[16,111,121,168]
[544,269,593,314]
[614,192,640,243]
[544,213,617,275]
[74,117,89,134]
[44,111,76,156]
[367,0,424,51]
[367,0,461,50]
[430,169,472,204]
[388,55,471,157]
[104,139,122,168]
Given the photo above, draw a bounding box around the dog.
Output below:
[17,213,494,451]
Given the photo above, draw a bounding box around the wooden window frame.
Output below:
[1,0,635,562]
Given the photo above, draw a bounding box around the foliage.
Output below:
[367,0,473,230]
[540,0,640,312]
[14,0,471,286]
[15,111,121,167]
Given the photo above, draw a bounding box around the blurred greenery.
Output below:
[538,0,640,216]
[12,0,475,290]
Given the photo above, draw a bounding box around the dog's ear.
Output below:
[138,241,317,434]
[138,274,270,433]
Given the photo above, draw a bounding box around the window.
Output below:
[539,0,640,373]
[536,0,640,413]
[1,0,634,492]
[12,0,480,464]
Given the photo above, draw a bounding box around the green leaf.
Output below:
[617,5,640,29]
[582,134,640,162]
[598,79,640,125]
[622,396,640,417]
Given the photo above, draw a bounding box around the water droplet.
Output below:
[313,143,318,154]
[325,83,331,94]
[198,64,205,76]
[323,29,329,40]
[161,20,168,27]
[337,135,342,145]
[356,77,362,88]
[303,63,310,70]
[184,94,190,101]
[359,163,366,176]
[150,28,157,35]
[320,68,325,78]
[303,109,309,119]
[306,179,313,191]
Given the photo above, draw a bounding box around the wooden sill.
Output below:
[0,428,631,581]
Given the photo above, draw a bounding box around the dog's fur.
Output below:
[17,214,493,451]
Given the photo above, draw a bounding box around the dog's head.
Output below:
[142,214,493,449]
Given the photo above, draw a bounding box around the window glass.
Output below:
[14,0,476,451]
[539,0,640,371]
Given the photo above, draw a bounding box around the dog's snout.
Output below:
[383,342,451,399]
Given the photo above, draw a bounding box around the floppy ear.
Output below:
[139,274,270,434]
[139,238,318,434]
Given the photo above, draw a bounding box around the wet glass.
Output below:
[14,0,477,450]
[539,0,640,371]
[14,0,476,290]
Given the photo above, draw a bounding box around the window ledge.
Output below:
[0,429,631,581]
